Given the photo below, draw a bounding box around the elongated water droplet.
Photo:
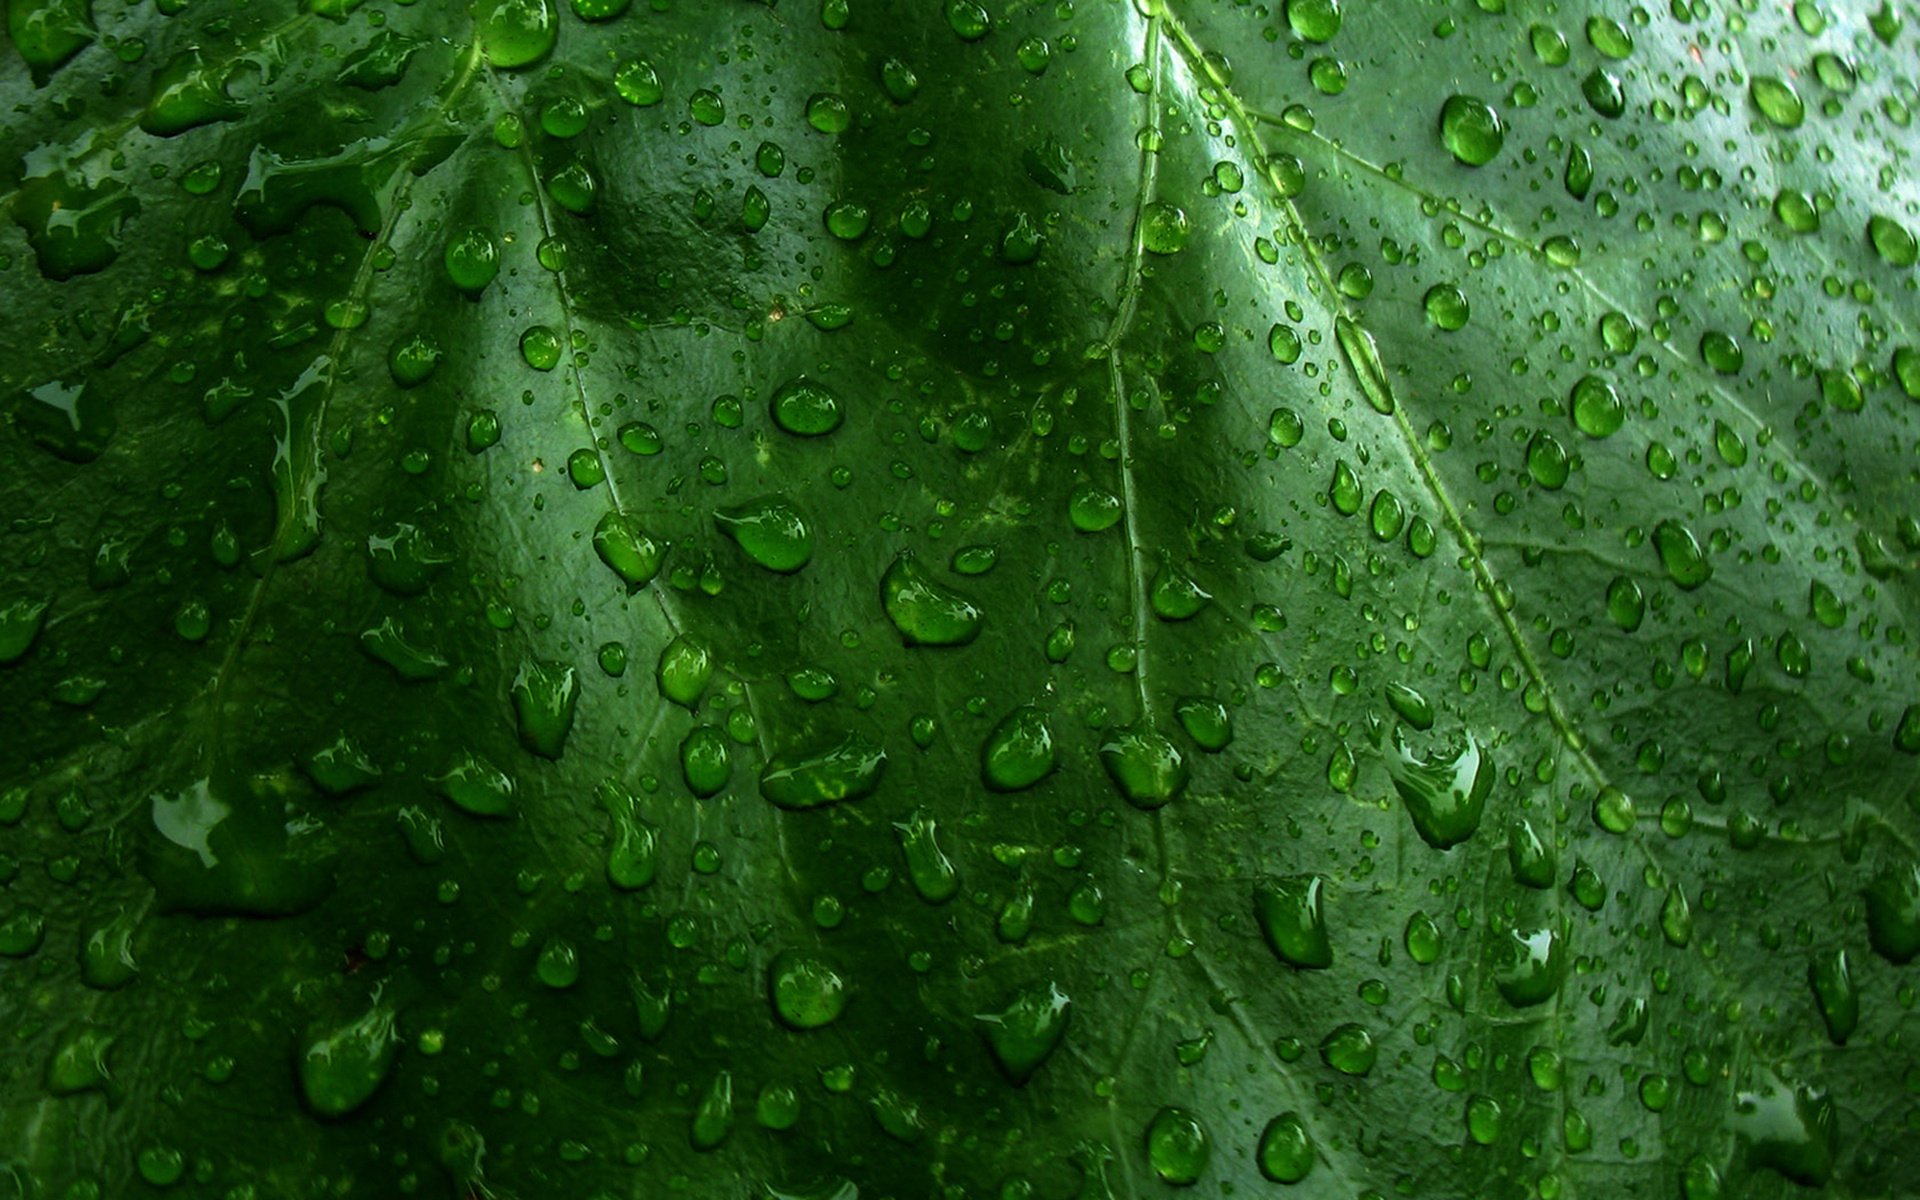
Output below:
[894,810,958,903]
[759,734,886,810]
[1807,949,1857,1044]
[596,780,657,890]
[1335,316,1393,414]
[881,551,982,646]
[680,725,732,797]
[1653,519,1711,589]
[510,659,578,759]
[1253,875,1332,968]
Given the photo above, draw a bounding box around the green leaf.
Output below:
[3,1,1918,1196]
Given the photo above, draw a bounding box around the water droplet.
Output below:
[0,595,50,664]
[1318,1022,1375,1075]
[759,734,886,810]
[1098,726,1188,809]
[881,551,981,645]
[1568,375,1623,438]
[520,324,563,370]
[1387,729,1491,849]
[1439,95,1503,166]
[894,809,958,903]
[593,510,666,589]
[596,780,657,890]
[1869,214,1918,267]
[298,999,397,1118]
[79,907,140,989]
[771,376,844,436]
[1140,202,1190,254]
[981,706,1056,791]
[1582,68,1625,117]
[1507,817,1555,888]
[1698,330,1743,374]
[1493,923,1568,1007]
[45,1023,115,1096]
[691,1071,734,1150]
[1069,482,1123,532]
[1334,316,1393,413]
[1732,1074,1837,1187]
[769,950,848,1029]
[975,981,1070,1086]
[1253,875,1331,968]
[1606,575,1645,630]
[434,752,516,817]
[510,659,578,759]
[479,0,558,69]
[805,91,850,133]
[716,495,813,573]
[1173,696,1232,751]
[1256,1112,1315,1183]
[1653,519,1712,589]
[680,725,732,797]
[1144,1107,1211,1186]
[614,59,663,106]
[1749,75,1805,128]
[1286,0,1341,43]
[1148,558,1210,620]
[1807,949,1857,1044]
[1423,283,1469,330]
[944,0,991,40]
[1863,862,1920,962]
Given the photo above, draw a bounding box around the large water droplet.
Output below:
[596,780,657,890]
[759,734,886,810]
[881,551,982,646]
[1863,862,1920,963]
[716,496,813,573]
[478,0,557,68]
[770,376,844,436]
[1492,922,1568,1007]
[981,706,1056,791]
[1732,1074,1836,1187]
[510,659,578,759]
[1439,94,1503,165]
[1253,875,1332,969]
[1387,729,1491,849]
[1098,726,1188,809]
[977,982,1070,1086]
[1143,1106,1210,1186]
[1257,1112,1316,1183]
[769,950,848,1029]
[298,998,397,1118]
